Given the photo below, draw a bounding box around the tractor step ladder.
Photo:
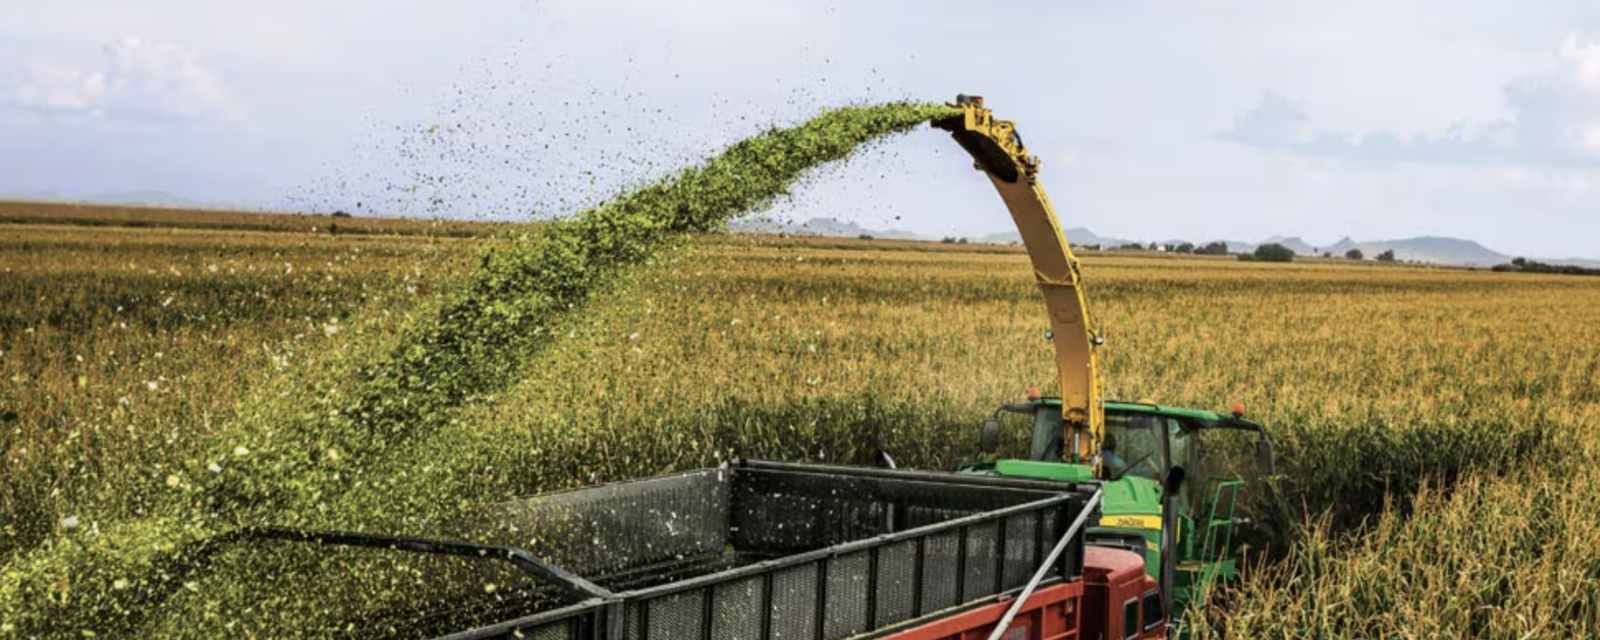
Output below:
[1177,478,1242,584]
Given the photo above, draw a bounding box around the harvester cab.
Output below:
[934,92,1280,617]
[930,94,1278,618]
[959,397,1277,613]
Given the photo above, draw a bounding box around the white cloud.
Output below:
[1215,92,1308,152]
[10,64,107,113]
[1504,35,1600,160]
[1220,35,1600,168]
[5,36,240,122]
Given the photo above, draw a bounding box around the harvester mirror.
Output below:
[979,418,1001,454]
[1163,466,1187,495]
[1255,437,1277,474]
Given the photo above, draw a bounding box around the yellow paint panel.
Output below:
[1104,514,1163,530]
[1103,514,1181,545]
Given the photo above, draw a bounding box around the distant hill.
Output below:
[727,216,921,240]
[1211,235,1516,266]
[1324,237,1361,255]
[1222,240,1259,254]
[1260,235,1318,255]
[1347,237,1506,265]
[1290,236,1506,265]
[980,227,1135,248]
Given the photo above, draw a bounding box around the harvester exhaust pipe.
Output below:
[1161,466,1187,629]
[1157,409,1183,629]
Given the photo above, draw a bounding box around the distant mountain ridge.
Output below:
[725,217,1563,267]
[1223,235,1515,266]
[898,223,1593,268]
[980,227,1135,248]
[727,215,922,241]
[1260,235,1317,256]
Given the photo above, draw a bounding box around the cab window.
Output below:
[1166,417,1200,516]
[1142,589,1164,630]
[1028,405,1064,462]
[1102,411,1163,480]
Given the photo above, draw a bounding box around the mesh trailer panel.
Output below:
[474,470,733,578]
[241,461,1094,640]
[614,494,1086,640]
[466,462,1082,589]
[587,461,1093,640]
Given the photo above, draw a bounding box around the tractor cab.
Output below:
[956,396,1276,610]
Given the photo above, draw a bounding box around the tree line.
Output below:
[1492,257,1600,276]
[1082,240,1397,264]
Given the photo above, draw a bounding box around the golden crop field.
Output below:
[4,202,1598,637]
[0,217,488,560]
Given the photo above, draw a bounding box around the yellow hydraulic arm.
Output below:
[932,95,1105,467]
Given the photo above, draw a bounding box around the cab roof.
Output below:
[1031,397,1229,422]
[1106,400,1226,421]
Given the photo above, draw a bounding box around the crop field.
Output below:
[6,210,1599,636]
[4,105,1600,637]
[1,218,494,559]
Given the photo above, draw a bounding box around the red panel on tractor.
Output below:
[882,546,1165,640]
[1083,546,1165,640]
[1084,546,1146,584]
[881,583,1083,640]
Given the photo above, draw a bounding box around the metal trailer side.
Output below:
[233,460,1100,640]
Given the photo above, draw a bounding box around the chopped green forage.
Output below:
[0,102,956,638]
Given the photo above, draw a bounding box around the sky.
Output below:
[3,1,1600,259]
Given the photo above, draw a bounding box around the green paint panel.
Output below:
[1104,400,1228,422]
[992,459,1095,482]
[1100,475,1162,515]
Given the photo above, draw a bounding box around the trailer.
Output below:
[240,460,1164,639]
